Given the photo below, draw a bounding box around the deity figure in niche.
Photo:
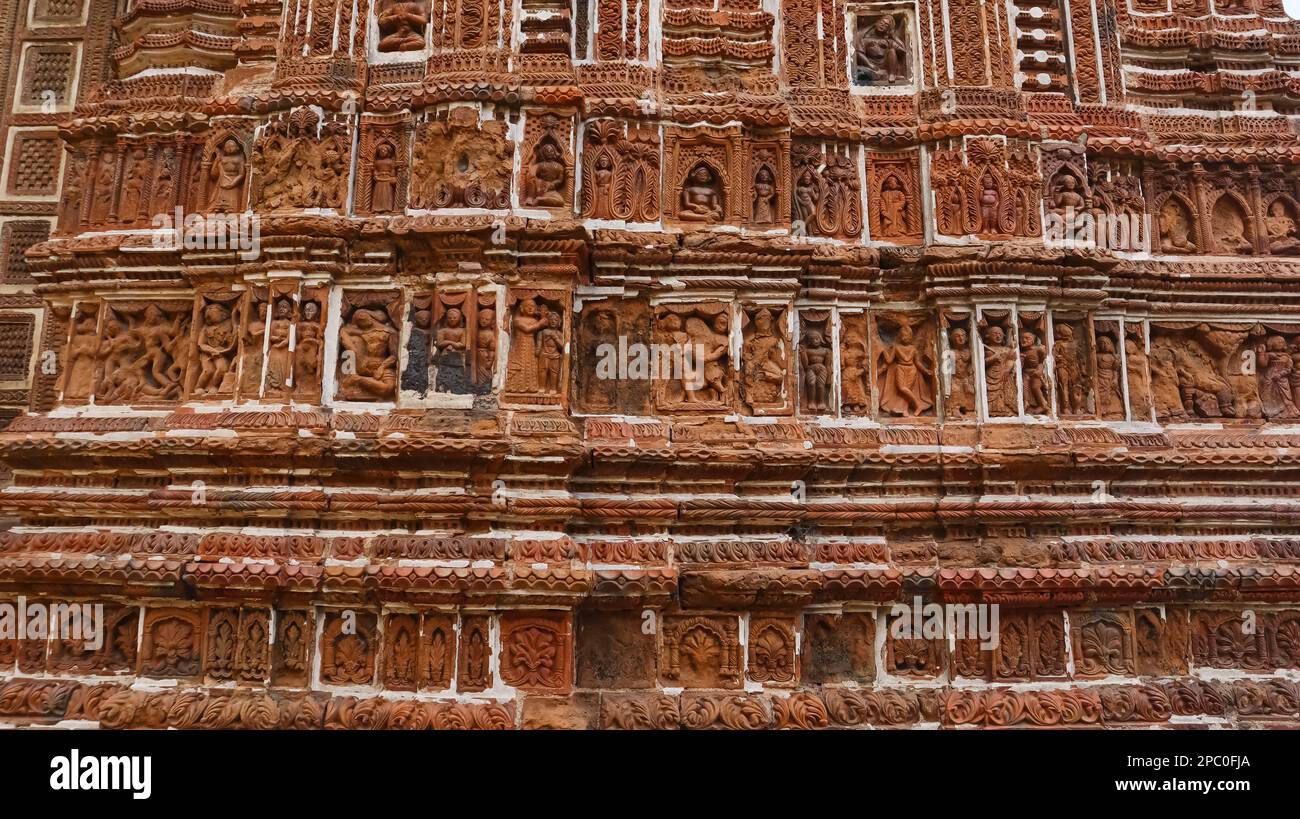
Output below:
[1050,174,1086,214]
[241,301,267,395]
[192,302,238,396]
[339,308,398,400]
[295,301,323,396]
[978,173,1001,234]
[701,313,731,402]
[1159,201,1197,253]
[61,312,99,399]
[1258,335,1299,417]
[506,298,549,393]
[946,326,976,419]
[794,164,818,228]
[679,165,724,222]
[879,175,907,236]
[841,329,870,411]
[153,147,177,212]
[1052,324,1084,415]
[1019,330,1050,415]
[854,15,910,85]
[119,148,148,221]
[876,321,934,417]
[1095,335,1125,418]
[91,151,116,222]
[264,299,294,395]
[377,0,429,51]
[137,304,187,397]
[982,324,1018,416]
[434,307,470,394]
[1265,200,1300,255]
[525,140,567,208]
[1125,337,1153,419]
[753,166,777,224]
[742,308,786,406]
[371,142,398,213]
[475,308,496,391]
[211,139,247,212]
[1149,346,1186,420]
[800,330,832,413]
[537,310,565,395]
[1215,211,1253,254]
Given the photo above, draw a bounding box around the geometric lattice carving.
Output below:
[1,221,49,283]
[20,46,76,107]
[7,134,61,195]
[0,314,35,381]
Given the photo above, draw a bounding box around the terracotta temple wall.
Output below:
[0,0,1299,728]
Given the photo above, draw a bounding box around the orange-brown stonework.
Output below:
[3,0,1300,730]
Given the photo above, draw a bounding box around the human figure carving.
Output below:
[877,322,934,417]
[377,0,429,51]
[1019,330,1050,415]
[1149,346,1186,420]
[1266,201,1300,255]
[537,310,564,395]
[193,303,238,395]
[119,149,148,222]
[979,173,1002,234]
[841,330,870,412]
[679,165,723,222]
[91,152,116,222]
[800,329,832,413]
[263,299,294,395]
[525,140,567,208]
[61,313,99,399]
[210,139,247,212]
[1053,324,1083,415]
[1095,335,1125,418]
[1051,174,1086,214]
[743,309,785,406]
[475,309,496,391]
[371,142,398,213]
[435,307,470,394]
[982,324,1017,415]
[1258,335,1299,417]
[1160,203,1197,253]
[879,175,907,236]
[701,313,731,402]
[339,308,398,400]
[506,299,547,393]
[946,326,976,418]
[295,301,323,397]
[753,166,776,224]
[241,302,267,395]
[1125,338,1153,419]
[854,15,909,85]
